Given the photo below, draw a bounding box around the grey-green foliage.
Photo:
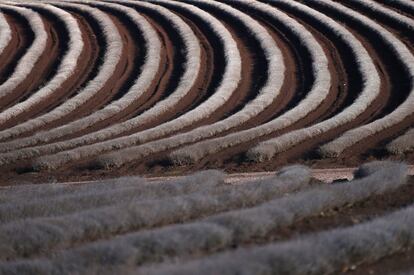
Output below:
[143,195,414,275]
[0,166,310,260]
[0,162,407,275]
[0,177,145,204]
[0,170,225,222]
[353,160,399,179]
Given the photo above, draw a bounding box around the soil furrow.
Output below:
[133,3,359,173]
[218,0,399,171]
[102,5,210,138]
[325,1,414,160]
[0,9,98,137]
[0,11,58,117]
[0,13,28,99]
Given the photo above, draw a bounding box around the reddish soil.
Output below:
[0,11,61,124]
[105,2,394,174]
[185,5,350,169]
[44,9,144,141]
[109,6,217,138]
[181,0,411,172]
[112,5,261,139]
[0,7,140,138]
[49,10,134,127]
[1,2,414,274]
[333,2,414,161]
[0,2,410,184]
[0,13,29,96]
[0,9,99,136]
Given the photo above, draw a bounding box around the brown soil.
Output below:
[48,11,135,128]
[182,0,406,172]
[2,6,258,168]
[19,4,218,144]
[186,5,349,169]
[1,2,414,274]
[0,11,61,125]
[373,0,414,20]
[41,9,145,141]
[0,2,411,184]
[0,9,99,137]
[0,7,138,138]
[118,5,259,139]
[0,13,29,96]
[67,6,295,172]
[77,4,301,171]
[112,2,389,174]
[331,1,414,161]
[108,6,216,138]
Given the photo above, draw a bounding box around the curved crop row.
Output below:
[379,0,414,15]
[0,0,162,151]
[0,1,122,142]
[66,0,285,170]
[0,165,310,260]
[0,4,48,112]
[317,0,414,157]
[0,0,202,164]
[348,0,414,31]
[166,0,331,165]
[0,0,411,175]
[0,12,12,57]
[0,1,412,271]
[25,0,242,171]
[246,0,381,162]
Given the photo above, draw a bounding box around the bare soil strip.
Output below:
[0,13,59,123]
[0,10,99,138]
[0,14,28,99]
[0,1,410,183]
[0,166,411,188]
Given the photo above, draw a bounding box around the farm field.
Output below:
[0,161,414,274]
[0,0,411,183]
[0,0,413,274]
